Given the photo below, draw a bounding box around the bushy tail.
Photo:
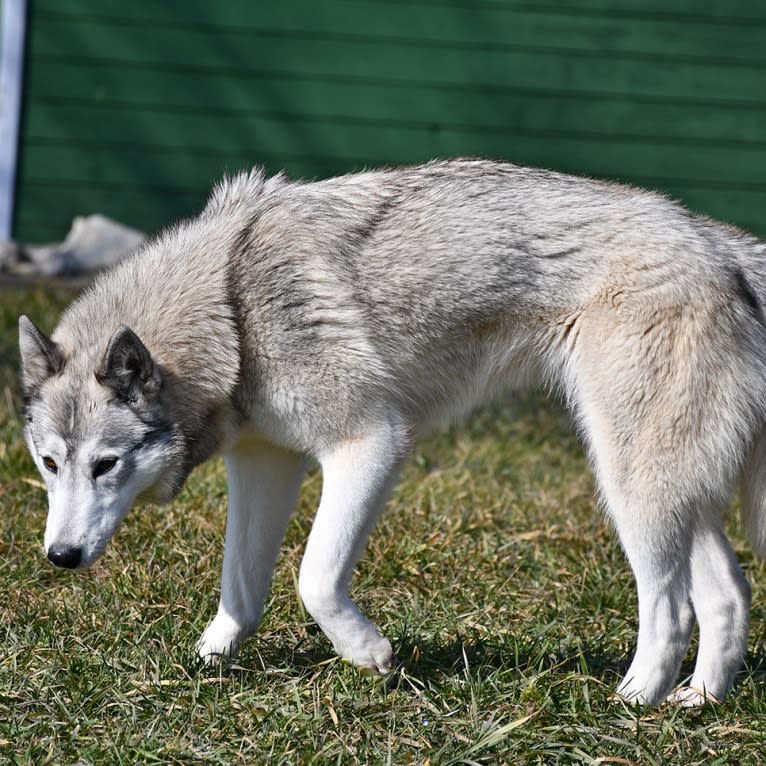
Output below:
[742,428,766,558]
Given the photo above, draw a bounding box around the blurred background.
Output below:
[3,0,766,244]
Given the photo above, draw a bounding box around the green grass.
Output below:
[2,283,766,765]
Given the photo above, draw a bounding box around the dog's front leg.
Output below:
[197,442,305,662]
[298,422,407,673]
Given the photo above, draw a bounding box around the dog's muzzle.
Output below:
[47,545,82,569]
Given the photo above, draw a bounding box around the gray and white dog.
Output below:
[19,159,766,706]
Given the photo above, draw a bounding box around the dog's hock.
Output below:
[298,574,395,673]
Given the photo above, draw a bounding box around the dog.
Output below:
[19,159,766,706]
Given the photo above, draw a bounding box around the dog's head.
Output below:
[18,315,186,569]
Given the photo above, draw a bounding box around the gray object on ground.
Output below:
[1,214,145,276]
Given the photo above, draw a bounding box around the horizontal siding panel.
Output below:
[24,136,766,195]
[16,183,205,242]
[32,1,766,52]
[25,62,766,150]
[23,103,766,186]
[27,20,766,105]
[359,0,766,24]
[26,54,766,115]
[515,0,766,23]
[22,143,278,190]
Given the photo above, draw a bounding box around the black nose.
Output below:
[47,545,82,569]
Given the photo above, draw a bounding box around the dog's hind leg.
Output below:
[570,300,740,705]
[567,277,764,706]
[298,420,408,673]
[668,524,750,705]
[678,425,766,704]
[614,507,749,706]
[197,441,305,662]
[608,497,696,705]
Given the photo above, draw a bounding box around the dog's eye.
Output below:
[93,457,118,479]
[42,456,58,474]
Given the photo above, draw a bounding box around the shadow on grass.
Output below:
[194,625,631,690]
[388,632,766,705]
[390,632,627,687]
[197,625,766,708]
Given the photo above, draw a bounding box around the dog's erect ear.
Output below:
[19,315,64,398]
[97,325,161,403]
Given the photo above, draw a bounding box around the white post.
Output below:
[0,0,27,241]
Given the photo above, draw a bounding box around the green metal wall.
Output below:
[13,0,766,242]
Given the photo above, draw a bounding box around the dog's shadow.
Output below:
[216,629,766,705]
[389,634,766,703]
[388,633,627,691]
[221,627,628,689]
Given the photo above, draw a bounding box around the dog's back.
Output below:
[222,160,766,446]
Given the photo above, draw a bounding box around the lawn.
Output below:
[2,283,766,765]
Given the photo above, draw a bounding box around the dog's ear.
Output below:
[97,325,161,404]
[19,315,64,398]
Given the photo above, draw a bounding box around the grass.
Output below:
[2,282,766,765]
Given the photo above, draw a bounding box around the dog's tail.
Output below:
[741,430,766,558]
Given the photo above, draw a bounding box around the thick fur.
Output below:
[19,159,766,705]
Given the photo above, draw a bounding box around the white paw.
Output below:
[614,677,655,706]
[196,614,245,664]
[337,632,394,675]
[666,686,720,707]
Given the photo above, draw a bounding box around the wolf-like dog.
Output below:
[19,159,766,705]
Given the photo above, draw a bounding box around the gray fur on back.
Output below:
[48,158,766,461]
